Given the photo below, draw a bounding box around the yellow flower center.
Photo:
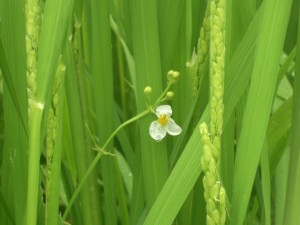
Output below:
[158,114,168,125]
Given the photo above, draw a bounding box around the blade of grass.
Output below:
[142,119,204,225]
[129,148,145,225]
[61,102,77,185]
[45,63,65,225]
[157,0,185,75]
[274,148,289,225]
[0,1,29,225]
[231,0,255,52]
[91,0,117,224]
[0,188,15,225]
[283,0,299,52]
[190,176,206,225]
[114,113,135,170]
[110,15,136,100]
[115,151,133,199]
[36,1,73,107]
[172,10,198,223]
[64,41,102,225]
[172,7,191,128]
[246,198,259,224]
[267,97,292,175]
[276,47,296,88]
[282,9,300,224]
[60,163,84,225]
[188,0,206,56]
[1,84,28,225]
[230,0,293,223]
[186,0,192,57]
[110,0,133,53]
[114,158,129,225]
[0,38,28,137]
[260,142,271,225]
[176,193,192,225]
[130,0,169,209]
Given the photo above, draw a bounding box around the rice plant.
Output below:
[0,0,299,225]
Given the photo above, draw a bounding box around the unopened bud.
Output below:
[144,86,152,95]
[167,70,180,83]
[166,91,174,100]
[172,71,180,79]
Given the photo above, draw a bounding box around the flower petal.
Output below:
[156,105,172,118]
[149,121,167,141]
[166,118,182,136]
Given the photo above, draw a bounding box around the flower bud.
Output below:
[172,71,180,80]
[167,70,174,80]
[167,70,180,83]
[144,86,152,95]
[166,91,174,100]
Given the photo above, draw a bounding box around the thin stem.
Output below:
[25,105,44,225]
[62,108,151,220]
[102,109,150,151]
[63,78,175,220]
[154,82,172,106]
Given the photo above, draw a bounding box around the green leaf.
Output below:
[230,0,293,224]
[282,6,300,224]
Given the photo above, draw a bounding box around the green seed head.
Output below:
[212,209,220,223]
[207,215,216,225]
[207,199,216,212]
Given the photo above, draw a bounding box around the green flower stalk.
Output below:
[25,0,41,116]
[209,0,225,163]
[45,59,65,225]
[200,0,226,224]
[187,1,211,98]
[200,123,226,225]
[187,1,211,129]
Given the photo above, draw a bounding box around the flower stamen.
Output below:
[158,114,168,125]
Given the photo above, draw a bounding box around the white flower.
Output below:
[149,105,182,141]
